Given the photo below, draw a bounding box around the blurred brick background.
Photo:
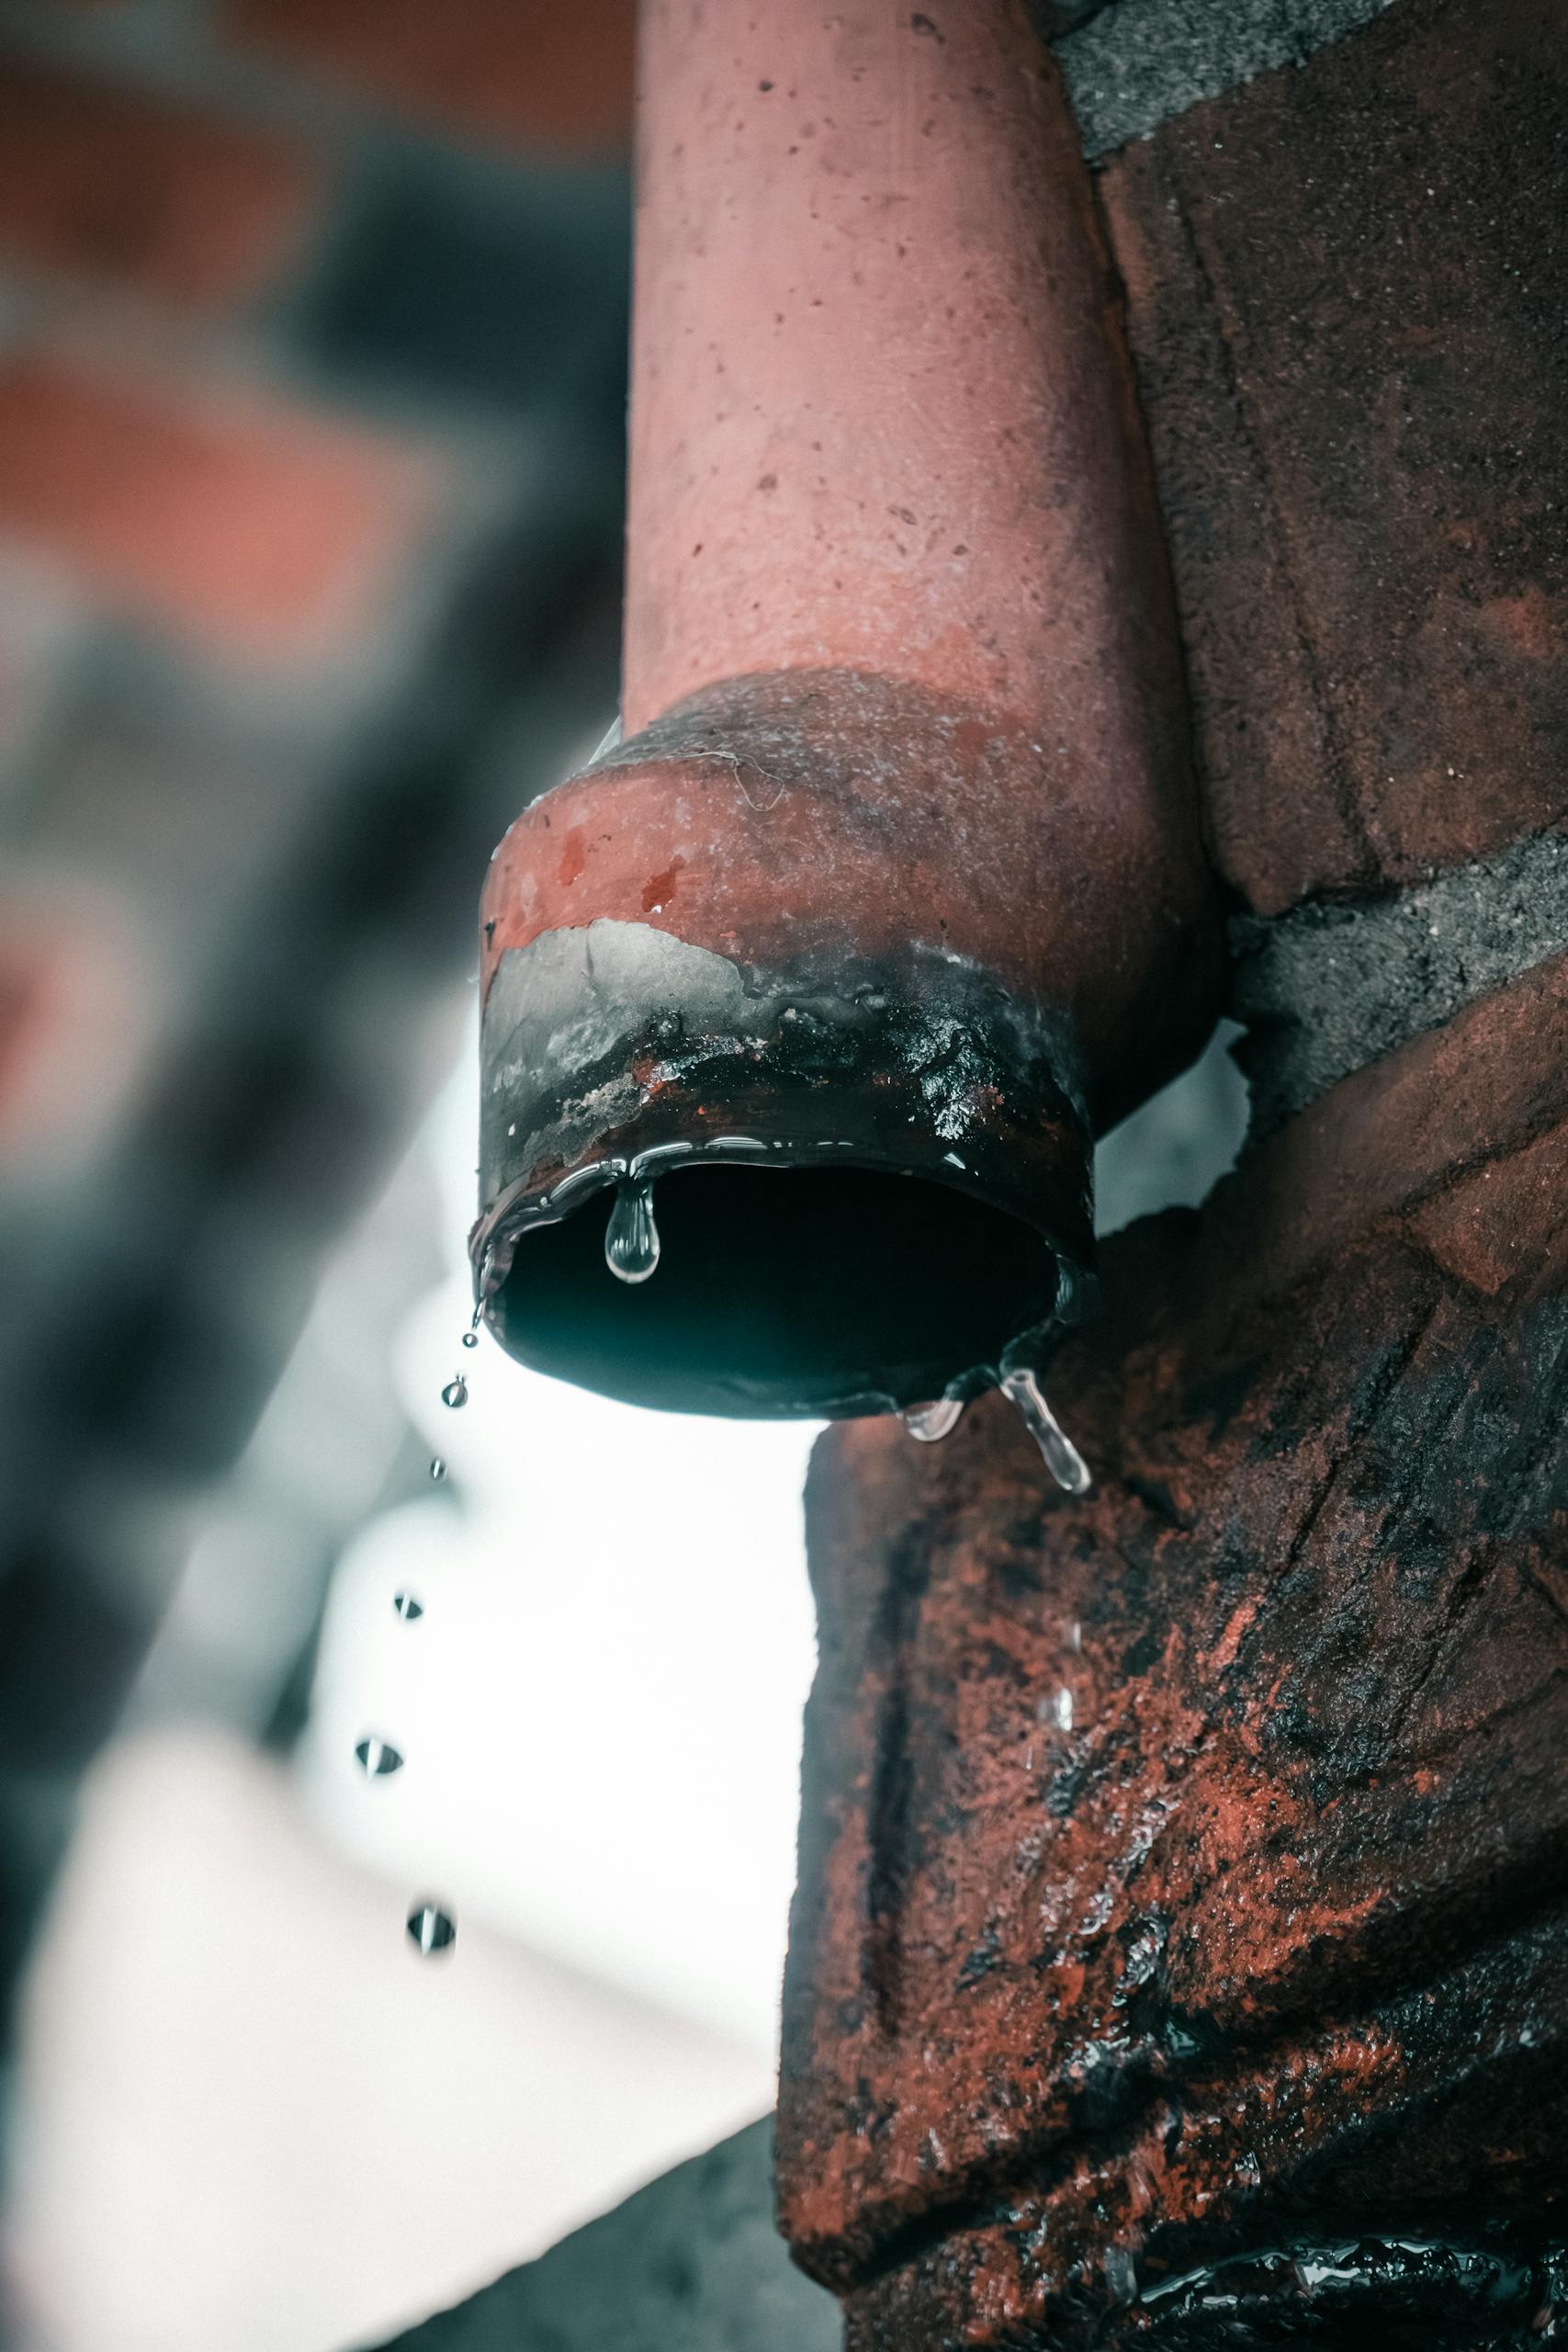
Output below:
[0,0,634,2034]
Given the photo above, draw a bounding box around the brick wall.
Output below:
[0,0,633,2023]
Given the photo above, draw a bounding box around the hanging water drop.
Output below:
[1103,2246,1138,2309]
[406,1902,457,1957]
[999,1367,1092,1494]
[604,1176,660,1283]
[441,1374,468,1409]
[393,1591,423,1622]
[429,1457,446,1483]
[902,1396,964,1442]
[355,1735,403,1778]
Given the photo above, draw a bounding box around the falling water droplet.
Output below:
[460,1329,479,1349]
[604,1177,660,1283]
[999,1368,1092,1494]
[392,1591,423,1622]
[441,1374,468,1409]
[406,1902,457,1957]
[1051,1687,1075,1732]
[902,1396,964,1442]
[355,1735,403,1778]
[429,1457,446,1483]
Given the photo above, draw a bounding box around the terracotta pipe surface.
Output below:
[474,0,1217,1417]
[625,0,1170,757]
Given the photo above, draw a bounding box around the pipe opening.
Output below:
[489,1161,1063,1419]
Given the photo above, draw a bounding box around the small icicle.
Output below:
[1103,2246,1138,2309]
[406,1902,456,1957]
[902,1396,964,1443]
[1000,1367,1092,1495]
[604,1176,660,1283]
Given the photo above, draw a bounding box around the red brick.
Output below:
[230,0,637,153]
[0,354,442,664]
[1407,1114,1568,1303]
[0,878,153,1171]
[0,553,84,771]
[1100,0,1568,915]
[0,62,321,307]
[779,953,1568,2339]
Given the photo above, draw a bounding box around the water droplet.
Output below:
[441,1374,468,1409]
[902,1396,964,1442]
[1103,2245,1138,2306]
[999,1368,1092,1494]
[461,1329,479,1350]
[393,1591,423,1622]
[1051,1686,1074,1732]
[1055,1259,1090,1328]
[355,1735,403,1778]
[429,1457,446,1483]
[406,1902,456,1957]
[604,1177,660,1283]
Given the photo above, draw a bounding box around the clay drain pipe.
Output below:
[471,0,1218,1430]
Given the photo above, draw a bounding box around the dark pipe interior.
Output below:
[491,1162,1062,1417]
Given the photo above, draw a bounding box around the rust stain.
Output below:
[640,854,684,911]
[556,827,588,888]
